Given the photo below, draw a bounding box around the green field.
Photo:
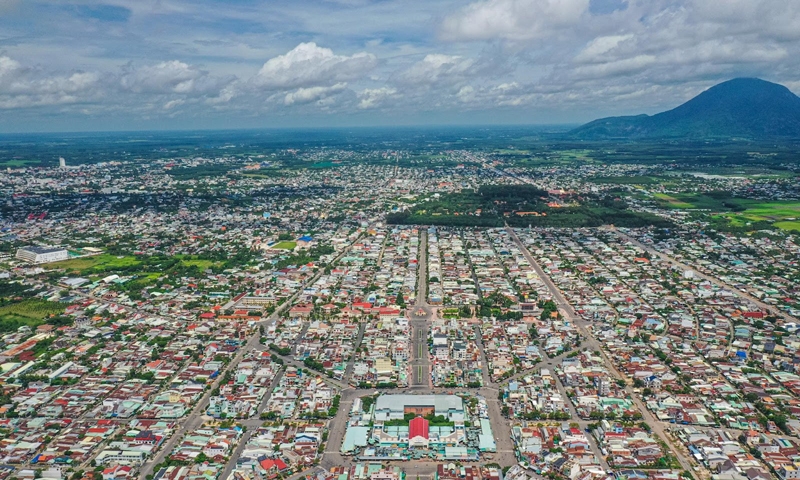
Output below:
[272,241,297,250]
[0,159,41,167]
[721,202,800,231]
[0,299,65,329]
[175,256,220,269]
[648,192,800,231]
[44,254,140,274]
[593,175,667,186]
[653,193,694,208]
[652,192,757,211]
[774,221,800,231]
[309,161,340,169]
[441,308,460,319]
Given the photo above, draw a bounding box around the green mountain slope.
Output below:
[571,78,800,139]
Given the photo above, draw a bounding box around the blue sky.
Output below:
[0,0,798,132]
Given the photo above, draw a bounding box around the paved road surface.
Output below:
[506,226,696,474]
[217,369,287,480]
[139,231,367,479]
[612,227,797,323]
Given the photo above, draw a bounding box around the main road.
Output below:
[139,230,368,479]
[506,226,697,474]
[612,226,797,324]
[410,230,433,388]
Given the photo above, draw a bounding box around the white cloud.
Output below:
[575,34,634,63]
[120,61,225,95]
[357,87,397,109]
[163,99,185,110]
[2,0,800,125]
[441,0,590,41]
[0,56,21,78]
[283,82,347,105]
[255,42,376,90]
[399,54,475,86]
[0,56,103,109]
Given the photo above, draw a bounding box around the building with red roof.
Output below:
[409,416,429,447]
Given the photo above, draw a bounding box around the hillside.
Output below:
[571,78,800,139]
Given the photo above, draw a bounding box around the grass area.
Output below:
[309,161,340,169]
[651,192,757,211]
[272,241,297,250]
[736,202,800,220]
[495,149,531,155]
[0,159,40,167]
[175,256,220,269]
[44,254,140,274]
[720,202,800,231]
[774,221,800,231]
[241,170,287,178]
[654,193,695,208]
[593,175,667,185]
[0,299,65,326]
[441,308,460,319]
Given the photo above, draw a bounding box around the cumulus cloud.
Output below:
[254,42,376,90]
[398,54,475,86]
[441,0,590,41]
[120,61,227,95]
[2,0,800,125]
[283,82,347,105]
[0,56,103,109]
[357,87,397,109]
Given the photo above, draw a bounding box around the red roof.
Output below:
[409,416,429,440]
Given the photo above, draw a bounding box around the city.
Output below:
[1,140,799,480]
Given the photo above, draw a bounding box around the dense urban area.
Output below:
[1,132,800,480]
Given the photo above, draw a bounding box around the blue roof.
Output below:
[298,235,313,242]
[736,351,747,358]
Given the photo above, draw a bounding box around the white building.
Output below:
[15,246,68,264]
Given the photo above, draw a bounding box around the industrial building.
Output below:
[373,394,465,422]
[15,246,68,264]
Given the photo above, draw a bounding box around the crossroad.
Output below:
[138,231,368,479]
[137,222,712,480]
[506,226,697,474]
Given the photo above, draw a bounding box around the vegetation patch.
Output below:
[654,193,695,209]
[592,175,666,185]
[774,220,800,232]
[0,299,65,331]
[272,241,297,250]
[388,185,672,229]
[713,201,800,231]
[44,254,141,274]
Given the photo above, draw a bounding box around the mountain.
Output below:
[570,78,800,139]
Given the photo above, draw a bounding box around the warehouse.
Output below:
[15,246,68,264]
[373,394,465,422]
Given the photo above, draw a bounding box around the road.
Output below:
[322,228,518,472]
[344,322,367,382]
[506,226,697,474]
[416,228,428,304]
[139,230,367,479]
[139,330,263,479]
[612,227,797,323]
[217,369,287,480]
[409,230,433,388]
[140,221,708,479]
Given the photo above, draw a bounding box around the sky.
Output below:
[0,0,799,132]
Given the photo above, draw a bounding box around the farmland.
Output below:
[43,254,141,274]
[0,299,65,331]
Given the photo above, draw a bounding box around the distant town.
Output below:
[1,136,800,480]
